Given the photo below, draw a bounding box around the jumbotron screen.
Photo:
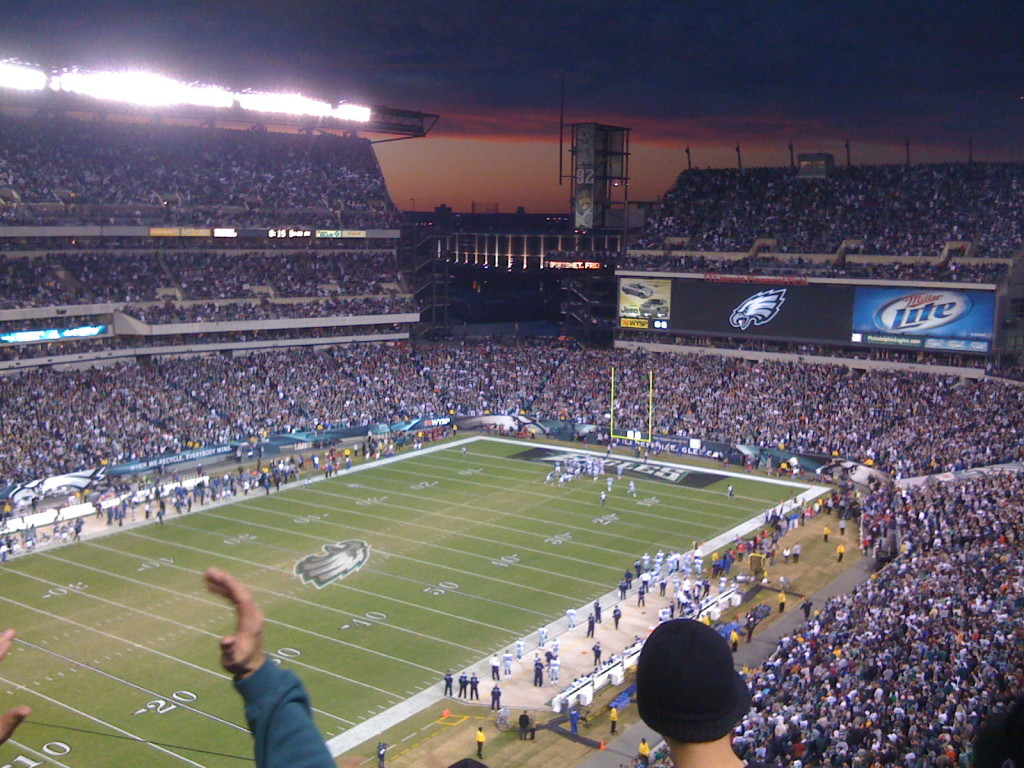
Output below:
[618,278,672,324]
[617,278,996,353]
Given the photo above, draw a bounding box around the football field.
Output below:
[0,437,824,767]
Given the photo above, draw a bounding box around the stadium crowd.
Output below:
[532,349,1024,477]
[0,249,400,306]
[0,115,398,228]
[163,250,398,299]
[634,163,1024,258]
[0,325,404,363]
[987,361,1024,382]
[617,331,991,371]
[731,470,1023,767]
[619,252,1010,284]
[124,296,415,324]
[418,341,574,416]
[0,254,66,308]
[3,343,1023,485]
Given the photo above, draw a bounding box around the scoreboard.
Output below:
[147,227,376,239]
[618,277,996,354]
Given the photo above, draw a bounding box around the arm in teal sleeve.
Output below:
[234,658,335,768]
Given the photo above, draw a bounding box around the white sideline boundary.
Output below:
[326,436,829,756]
[3,433,830,758]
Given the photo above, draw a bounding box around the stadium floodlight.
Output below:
[333,103,372,122]
[236,91,335,117]
[0,61,47,91]
[6,58,379,124]
[52,70,235,109]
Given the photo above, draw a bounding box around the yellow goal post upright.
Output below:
[609,366,654,444]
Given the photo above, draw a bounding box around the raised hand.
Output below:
[204,568,266,680]
[0,629,32,745]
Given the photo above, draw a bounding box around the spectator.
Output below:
[633,164,1024,258]
[0,569,334,767]
[4,342,1024,484]
[0,114,399,230]
[637,619,770,768]
[0,629,31,747]
[737,469,1024,767]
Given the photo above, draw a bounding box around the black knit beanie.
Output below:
[637,619,751,743]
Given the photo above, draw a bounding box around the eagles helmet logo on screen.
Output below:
[295,540,370,588]
[729,289,787,330]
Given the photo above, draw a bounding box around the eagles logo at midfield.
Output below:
[729,288,787,330]
[295,540,370,589]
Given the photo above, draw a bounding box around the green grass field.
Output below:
[0,436,822,767]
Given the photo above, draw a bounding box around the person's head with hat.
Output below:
[637,618,759,768]
[973,696,1024,768]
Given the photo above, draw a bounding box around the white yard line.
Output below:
[293,488,633,573]
[15,636,248,732]
[0,673,212,768]
[242,501,593,596]
[6,739,76,768]
[163,517,554,620]
[0,593,231,682]
[41,548,446,675]
[474,436,824,489]
[245,493,611,586]
[1,567,392,707]
[89,538,480,654]
[112,538,485,660]
[399,447,778,511]
[363,458,756,533]
[121,529,517,636]
[318,439,807,549]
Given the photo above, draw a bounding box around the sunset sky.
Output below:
[2,0,1021,212]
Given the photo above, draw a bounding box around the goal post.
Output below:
[609,366,654,443]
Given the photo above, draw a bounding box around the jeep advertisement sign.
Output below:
[619,278,672,326]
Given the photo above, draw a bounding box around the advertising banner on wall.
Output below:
[849,287,995,352]
[619,278,673,329]
[573,123,596,230]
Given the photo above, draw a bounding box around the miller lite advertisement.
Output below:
[851,287,994,352]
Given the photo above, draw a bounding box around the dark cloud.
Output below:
[1,0,1021,209]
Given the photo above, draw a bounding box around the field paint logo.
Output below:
[730,289,787,330]
[873,291,971,333]
[296,540,370,588]
[536,453,688,483]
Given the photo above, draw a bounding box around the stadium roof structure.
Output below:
[0,87,438,141]
[364,105,440,142]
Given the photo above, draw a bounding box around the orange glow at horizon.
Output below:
[375,131,1004,214]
